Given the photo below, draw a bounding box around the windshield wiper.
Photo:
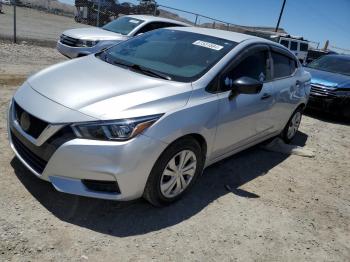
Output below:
[112,59,171,80]
[131,64,172,80]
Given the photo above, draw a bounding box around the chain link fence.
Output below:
[0,0,86,45]
[1,0,348,54]
[0,0,283,47]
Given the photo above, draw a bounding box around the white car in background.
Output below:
[1,0,11,5]
[57,15,189,58]
[277,36,309,64]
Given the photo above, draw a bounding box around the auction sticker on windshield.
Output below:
[193,40,224,51]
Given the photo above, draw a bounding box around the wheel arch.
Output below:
[298,102,306,111]
[165,133,208,162]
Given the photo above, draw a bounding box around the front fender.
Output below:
[143,89,219,160]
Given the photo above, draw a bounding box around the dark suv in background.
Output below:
[305,54,350,119]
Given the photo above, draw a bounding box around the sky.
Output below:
[59,0,350,52]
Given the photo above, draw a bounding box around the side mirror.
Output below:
[233,76,263,94]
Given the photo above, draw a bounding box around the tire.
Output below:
[143,137,204,207]
[281,107,303,144]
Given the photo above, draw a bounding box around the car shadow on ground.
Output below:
[11,131,308,237]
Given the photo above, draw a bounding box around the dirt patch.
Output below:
[0,40,66,78]
[0,74,28,86]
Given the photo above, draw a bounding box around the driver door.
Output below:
[212,45,276,158]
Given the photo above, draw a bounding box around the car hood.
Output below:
[27,55,192,120]
[62,27,128,41]
[304,67,350,89]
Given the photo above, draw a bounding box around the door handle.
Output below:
[261,93,271,100]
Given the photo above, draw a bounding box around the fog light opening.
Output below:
[82,179,121,194]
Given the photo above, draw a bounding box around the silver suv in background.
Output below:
[10,28,310,206]
[57,15,189,58]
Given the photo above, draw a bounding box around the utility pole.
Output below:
[275,0,286,32]
[323,40,329,51]
[13,0,17,43]
[96,0,101,27]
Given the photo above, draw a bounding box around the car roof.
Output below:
[169,26,262,43]
[125,15,191,27]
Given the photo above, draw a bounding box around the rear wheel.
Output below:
[143,137,204,207]
[281,107,303,143]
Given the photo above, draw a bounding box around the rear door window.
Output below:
[272,52,297,78]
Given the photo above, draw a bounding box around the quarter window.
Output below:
[272,52,297,78]
[220,50,270,91]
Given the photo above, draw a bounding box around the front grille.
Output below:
[11,126,76,175]
[14,102,48,139]
[310,84,337,98]
[11,132,47,174]
[60,35,79,47]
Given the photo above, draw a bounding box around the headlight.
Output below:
[76,39,99,47]
[71,114,163,141]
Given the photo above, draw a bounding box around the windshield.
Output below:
[102,17,144,35]
[98,29,237,82]
[307,55,350,76]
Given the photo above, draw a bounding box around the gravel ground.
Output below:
[0,42,349,262]
[0,5,89,46]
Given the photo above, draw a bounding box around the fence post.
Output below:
[13,0,16,44]
[96,0,101,27]
[194,15,198,26]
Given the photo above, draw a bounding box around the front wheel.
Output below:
[143,137,204,207]
[281,107,303,143]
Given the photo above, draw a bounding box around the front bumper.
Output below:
[8,102,168,201]
[307,93,350,114]
[56,41,97,59]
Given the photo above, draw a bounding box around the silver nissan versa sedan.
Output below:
[8,27,311,206]
[57,15,189,58]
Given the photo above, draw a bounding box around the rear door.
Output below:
[269,47,301,130]
[212,45,277,158]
